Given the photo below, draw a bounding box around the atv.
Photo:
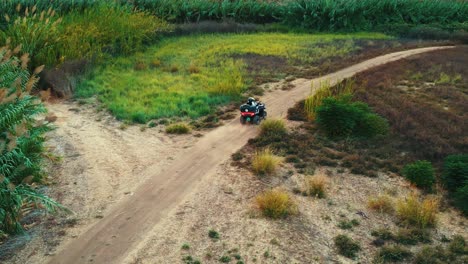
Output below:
[240,101,267,125]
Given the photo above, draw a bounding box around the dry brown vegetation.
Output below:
[368,194,394,214]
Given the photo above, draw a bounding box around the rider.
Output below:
[247,97,257,107]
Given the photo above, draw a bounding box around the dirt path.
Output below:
[47,46,452,264]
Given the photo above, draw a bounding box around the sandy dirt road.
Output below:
[48,46,452,264]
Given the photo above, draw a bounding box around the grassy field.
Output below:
[77,32,390,123]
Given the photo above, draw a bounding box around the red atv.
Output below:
[240,97,267,125]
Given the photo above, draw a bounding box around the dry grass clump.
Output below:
[150,59,161,68]
[165,123,191,134]
[396,193,439,228]
[252,148,283,176]
[368,194,394,214]
[259,119,287,137]
[304,174,328,198]
[188,63,200,74]
[255,188,298,219]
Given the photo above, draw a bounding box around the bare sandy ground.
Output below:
[6,46,460,264]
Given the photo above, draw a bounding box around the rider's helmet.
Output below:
[247,97,255,105]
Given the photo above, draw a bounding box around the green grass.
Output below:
[77,32,389,123]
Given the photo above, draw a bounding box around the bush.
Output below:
[376,245,412,263]
[442,155,468,192]
[315,96,388,139]
[259,119,287,138]
[442,155,468,215]
[252,149,283,176]
[454,185,468,215]
[402,161,435,190]
[334,234,361,259]
[208,229,220,240]
[394,228,431,245]
[255,188,298,219]
[449,235,467,255]
[371,229,394,241]
[396,194,438,228]
[304,174,328,198]
[166,123,191,134]
[368,195,394,214]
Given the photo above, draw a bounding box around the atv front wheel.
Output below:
[253,116,260,125]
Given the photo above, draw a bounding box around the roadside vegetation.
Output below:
[76,32,389,123]
[0,47,65,237]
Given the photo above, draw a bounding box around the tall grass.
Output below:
[2,0,466,32]
[396,193,439,229]
[305,79,354,120]
[0,3,171,68]
[252,148,283,176]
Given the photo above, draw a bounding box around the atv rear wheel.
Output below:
[240,116,246,124]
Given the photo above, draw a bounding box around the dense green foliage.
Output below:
[2,0,467,32]
[315,96,388,139]
[0,47,63,235]
[442,154,468,215]
[402,160,435,190]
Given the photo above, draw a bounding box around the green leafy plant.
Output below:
[402,160,435,190]
[376,245,412,263]
[334,234,361,259]
[315,96,388,139]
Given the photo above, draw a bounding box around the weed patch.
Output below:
[166,123,191,134]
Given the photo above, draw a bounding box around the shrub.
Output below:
[413,245,450,264]
[454,185,468,215]
[252,149,283,176]
[449,235,467,255]
[396,194,438,228]
[208,229,220,240]
[376,245,412,263]
[337,219,359,230]
[259,119,287,138]
[219,256,231,263]
[371,229,394,241]
[315,96,388,139]
[368,195,394,214]
[166,123,191,134]
[334,234,361,259]
[305,174,328,198]
[402,161,435,190]
[442,155,468,192]
[394,228,431,245]
[255,188,298,219]
[442,155,468,215]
